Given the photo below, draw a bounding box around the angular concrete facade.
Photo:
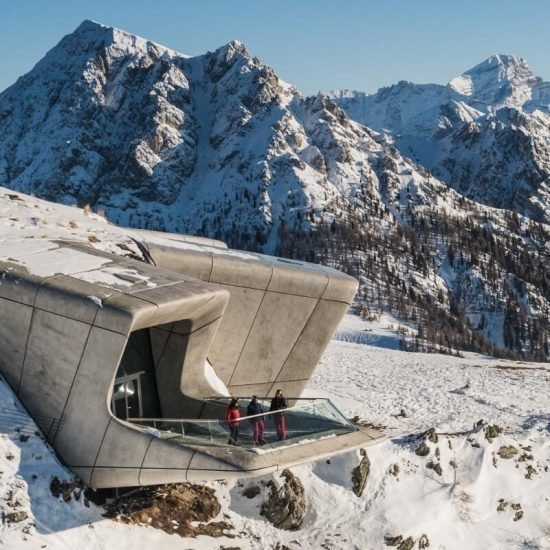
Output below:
[0,232,383,488]
[132,230,359,402]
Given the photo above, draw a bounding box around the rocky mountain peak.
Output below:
[330,52,550,225]
[67,19,113,42]
[449,53,539,107]
[214,39,251,60]
[472,53,528,70]
[204,39,256,84]
[52,20,172,61]
[75,19,175,55]
[0,24,548,361]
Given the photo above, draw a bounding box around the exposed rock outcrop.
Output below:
[484,425,503,442]
[50,476,85,502]
[426,461,443,476]
[415,442,430,457]
[384,534,415,549]
[103,483,232,538]
[497,445,518,459]
[352,448,371,497]
[424,428,439,444]
[261,469,306,530]
[418,534,430,548]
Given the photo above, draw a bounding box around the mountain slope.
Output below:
[0,20,339,249]
[329,55,550,221]
[0,23,548,360]
[1,188,547,548]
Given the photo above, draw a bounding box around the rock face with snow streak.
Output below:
[0,22,512,250]
[0,22,548,360]
[329,54,550,222]
[0,20,394,251]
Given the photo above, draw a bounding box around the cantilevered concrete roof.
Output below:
[0,190,382,488]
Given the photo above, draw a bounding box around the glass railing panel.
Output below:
[127,398,357,452]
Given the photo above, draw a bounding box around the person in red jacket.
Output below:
[226,398,240,445]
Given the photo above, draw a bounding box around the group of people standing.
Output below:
[225,390,288,446]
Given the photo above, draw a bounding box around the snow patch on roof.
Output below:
[73,267,157,289]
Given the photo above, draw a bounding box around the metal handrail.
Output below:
[128,399,335,425]
[204,397,355,426]
[125,397,357,452]
[123,398,357,462]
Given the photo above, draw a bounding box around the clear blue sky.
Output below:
[1,0,548,95]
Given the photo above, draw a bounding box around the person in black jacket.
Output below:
[269,389,288,440]
[247,395,266,445]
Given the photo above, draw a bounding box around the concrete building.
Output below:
[0,230,384,488]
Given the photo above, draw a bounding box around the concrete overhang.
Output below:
[0,232,382,489]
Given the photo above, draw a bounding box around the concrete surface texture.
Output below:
[0,230,383,488]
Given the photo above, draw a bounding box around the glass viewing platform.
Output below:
[127,398,357,453]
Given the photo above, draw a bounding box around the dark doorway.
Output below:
[112,329,161,419]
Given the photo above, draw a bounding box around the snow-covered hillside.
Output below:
[0,182,548,549]
[329,54,550,222]
[0,19,401,251]
[1,314,549,550]
[0,23,548,359]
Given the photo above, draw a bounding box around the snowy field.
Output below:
[0,314,549,550]
[0,190,548,549]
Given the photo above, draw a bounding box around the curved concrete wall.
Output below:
[0,233,371,488]
[132,230,358,401]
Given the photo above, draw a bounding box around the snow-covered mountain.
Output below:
[0,19,389,251]
[329,54,550,221]
[0,30,548,548]
[0,22,548,360]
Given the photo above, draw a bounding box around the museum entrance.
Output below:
[111,328,161,420]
